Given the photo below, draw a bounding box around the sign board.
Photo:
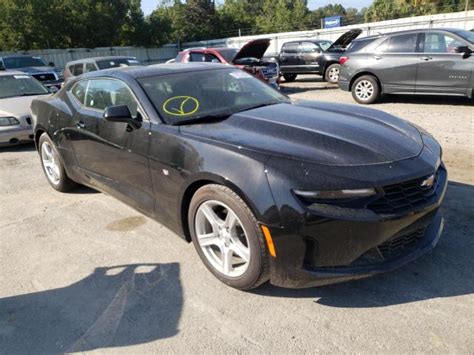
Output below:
[324,16,342,29]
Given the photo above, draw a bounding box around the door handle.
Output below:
[420,56,433,61]
[75,121,85,129]
[374,55,383,60]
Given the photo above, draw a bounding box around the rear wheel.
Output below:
[39,133,76,192]
[351,75,380,104]
[188,184,269,290]
[283,74,297,82]
[324,63,340,84]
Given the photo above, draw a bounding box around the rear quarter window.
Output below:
[346,39,376,53]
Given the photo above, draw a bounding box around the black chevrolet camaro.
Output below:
[31,63,447,290]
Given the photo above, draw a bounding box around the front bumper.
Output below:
[0,125,34,146]
[266,166,448,289]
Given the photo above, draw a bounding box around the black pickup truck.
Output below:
[278,29,362,83]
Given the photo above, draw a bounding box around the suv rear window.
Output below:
[346,38,376,53]
[378,33,418,53]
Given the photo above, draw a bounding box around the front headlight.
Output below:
[0,116,20,127]
[294,188,376,200]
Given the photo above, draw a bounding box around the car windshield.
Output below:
[318,41,333,51]
[96,58,140,70]
[454,30,474,44]
[3,56,47,69]
[216,49,239,63]
[139,68,290,125]
[0,75,49,99]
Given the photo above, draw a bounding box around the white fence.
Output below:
[0,45,178,70]
[184,10,474,56]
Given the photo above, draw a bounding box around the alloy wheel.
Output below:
[195,200,250,277]
[328,67,339,82]
[41,141,61,185]
[355,80,375,101]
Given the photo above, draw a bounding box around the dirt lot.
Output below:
[1,77,473,353]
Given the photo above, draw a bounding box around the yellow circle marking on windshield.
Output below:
[163,96,200,116]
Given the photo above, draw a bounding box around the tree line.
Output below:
[0,0,470,51]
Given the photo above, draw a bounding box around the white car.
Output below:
[0,71,50,147]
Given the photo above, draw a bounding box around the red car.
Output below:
[175,39,280,89]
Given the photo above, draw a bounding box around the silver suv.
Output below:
[338,28,474,104]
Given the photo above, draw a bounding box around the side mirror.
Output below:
[48,62,55,67]
[103,105,141,128]
[454,46,472,54]
[49,86,59,94]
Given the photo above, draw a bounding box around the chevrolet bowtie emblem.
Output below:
[420,174,435,188]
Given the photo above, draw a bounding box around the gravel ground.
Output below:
[1,77,473,353]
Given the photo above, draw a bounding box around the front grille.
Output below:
[32,73,56,81]
[378,228,425,260]
[368,169,442,215]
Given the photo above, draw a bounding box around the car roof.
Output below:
[352,27,467,42]
[0,54,41,59]
[74,62,229,81]
[66,56,136,66]
[282,40,331,45]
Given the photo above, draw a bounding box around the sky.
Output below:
[141,0,373,16]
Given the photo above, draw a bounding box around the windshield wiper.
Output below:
[172,113,233,126]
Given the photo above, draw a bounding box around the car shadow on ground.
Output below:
[255,181,474,307]
[0,142,36,153]
[0,263,182,354]
[281,83,340,95]
[376,95,474,106]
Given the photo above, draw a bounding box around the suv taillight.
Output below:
[339,56,349,65]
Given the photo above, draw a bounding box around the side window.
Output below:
[282,43,298,54]
[71,80,88,105]
[85,79,138,118]
[299,42,320,53]
[73,63,84,76]
[84,63,97,73]
[189,52,205,62]
[204,54,221,63]
[384,33,418,53]
[424,33,466,53]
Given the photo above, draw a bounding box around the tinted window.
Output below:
[84,79,138,117]
[216,49,238,62]
[385,33,418,53]
[299,42,320,53]
[71,80,88,105]
[204,54,221,63]
[189,52,205,62]
[84,63,96,73]
[73,63,84,76]
[0,74,49,99]
[347,38,375,53]
[96,58,139,70]
[138,69,289,125]
[317,41,332,51]
[282,43,298,53]
[453,30,474,43]
[3,56,47,69]
[424,33,466,53]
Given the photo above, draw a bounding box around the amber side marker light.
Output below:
[261,225,277,258]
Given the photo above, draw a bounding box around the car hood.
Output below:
[11,66,57,74]
[180,101,423,167]
[232,39,271,62]
[0,95,47,117]
[327,29,362,51]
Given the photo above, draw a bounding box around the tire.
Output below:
[188,184,270,290]
[324,63,340,84]
[38,133,76,192]
[351,75,381,104]
[283,74,297,82]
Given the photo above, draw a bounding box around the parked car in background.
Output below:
[278,29,362,83]
[32,63,446,290]
[175,39,280,89]
[339,28,474,104]
[64,56,140,81]
[0,72,50,146]
[0,55,63,89]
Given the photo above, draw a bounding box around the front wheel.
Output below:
[324,63,340,84]
[283,73,297,82]
[188,184,269,290]
[39,133,76,192]
[351,75,381,104]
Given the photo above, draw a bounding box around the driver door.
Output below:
[68,78,155,214]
